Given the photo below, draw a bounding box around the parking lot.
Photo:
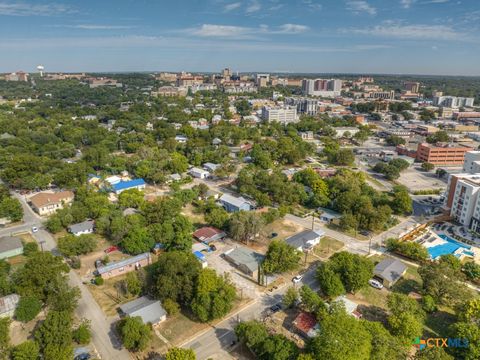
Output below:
[396,166,448,192]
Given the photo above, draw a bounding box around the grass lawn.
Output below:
[314,236,344,259]
[424,307,457,337]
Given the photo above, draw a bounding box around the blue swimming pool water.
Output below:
[427,234,472,259]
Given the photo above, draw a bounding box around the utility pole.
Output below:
[368,233,373,255]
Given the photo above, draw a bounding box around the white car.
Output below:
[368,279,384,289]
[292,275,304,283]
[31,226,39,233]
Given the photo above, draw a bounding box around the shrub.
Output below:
[23,242,39,257]
[73,320,91,345]
[15,296,42,322]
[94,276,104,286]
[163,298,180,316]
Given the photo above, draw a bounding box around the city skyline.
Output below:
[1,0,480,75]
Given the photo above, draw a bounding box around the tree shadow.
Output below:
[357,304,389,324]
[425,310,458,337]
[109,321,124,350]
[391,278,422,295]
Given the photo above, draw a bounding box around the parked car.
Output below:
[95,259,103,268]
[74,353,91,360]
[269,304,282,313]
[209,244,217,251]
[368,279,384,289]
[104,246,119,254]
[31,226,39,233]
[269,232,278,238]
[292,275,304,283]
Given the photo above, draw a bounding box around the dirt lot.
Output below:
[181,203,206,227]
[314,237,345,259]
[252,218,304,253]
[9,310,47,346]
[396,166,448,192]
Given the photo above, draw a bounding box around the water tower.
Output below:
[37,65,44,77]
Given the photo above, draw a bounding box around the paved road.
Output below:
[5,192,131,360]
[182,265,319,360]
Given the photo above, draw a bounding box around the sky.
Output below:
[1,0,480,75]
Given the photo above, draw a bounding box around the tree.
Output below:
[235,320,268,350]
[426,130,449,144]
[323,252,374,294]
[390,186,413,215]
[299,285,324,313]
[154,251,201,305]
[388,312,423,343]
[418,262,472,307]
[117,316,152,352]
[72,319,91,345]
[229,211,264,245]
[118,189,145,209]
[257,334,299,360]
[191,268,236,322]
[283,286,298,309]
[205,207,230,229]
[0,196,23,222]
[11,340,40,360]
[0,317,10,355]
[462,262,480,282]
[449,300,480,360]
[14,296,42,322]
[439,254,462,271]
[307,309,372,360]
[122,225,154,254]
[57,234,97,257]
[163,298,180,315]
[13,252,69,302]
[125,272,142,296]
[46,276,80,313]
[363,321,408,360]
[165,347,196,360]
[386,135,406,146]
[35,311,74,360]
[316,264,345,298]
[387,293,425,319]
[262,240,301,274]
[22,242,39,257]
[414,346,454,360]
[334,149,355,166]
[421,162,435,172]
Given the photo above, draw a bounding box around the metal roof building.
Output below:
[119,296,167,325]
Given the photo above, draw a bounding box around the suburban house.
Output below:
[0,294,20,318]
[168,173,182,183]
[119,296,167,326]
[223,246,265,278]
[193,226,226,244]
[175,135,188,143]
[29,191,74,216]
[332,296,362,319]
[96,253,151,279]
[0,236,23,260]
[68,220,95,236]
[203,163,220,173]
[189,167,210,179]
[285,229,325,252]
[219,193,252,212]
[374,258,408,288]
[193,251,208,268]
[318,208,342,225]
[293,311,319,338]
[111,178,146,194]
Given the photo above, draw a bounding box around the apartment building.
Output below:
[445,174,480,232]
[5,71,28,82]
[285,97,318,115]
[404,81,420,93]
[463,151,480,174]
[416,143,473,165]
[261,106,297,124]
[301,79,342,97]
[433,96,474,108]
[367,90,395,100]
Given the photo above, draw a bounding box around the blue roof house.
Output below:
[112,178,146,194]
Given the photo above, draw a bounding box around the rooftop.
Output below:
[30,191,74,209]
[374,258,408,283]
[224,247,264,272]
[97,253,150,275]
[112,178,146,192]
[0,236,23,253]
[286,229,325,249]
[219,193,251,208]
[0,294,20,315]
[68,220,95,234]
[119,296,166,325]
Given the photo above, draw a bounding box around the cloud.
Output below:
[183,23,309,38]
[348,23,464,40]
[69,24,135,30]
[223,2,241,12]
[302,0,323,10]
[246,0,261,13]
[0,1,72,16]
[400,0,415,8]
[276,24,309,34]
[346,1,377,15]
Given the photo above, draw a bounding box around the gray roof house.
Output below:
[119,296,167,326]
[219,193,252,213]
[286,230,325,251]
[223,247,265,278]
[68,220,95,236]
[374,258,408,288]
[0,294,20,318]
[0,236,23,260]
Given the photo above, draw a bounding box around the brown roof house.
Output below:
[193,227,226,244]
[293,311,319,338]
[29,191,74,216]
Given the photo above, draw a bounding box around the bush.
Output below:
[422,295,437,313]
[94,276,104,286]
[386,238,428,261]
[73,320,91,345]
[15,296,42,322]
[163,298,180,315]
[22,242,39,257]
[70,256,81,269]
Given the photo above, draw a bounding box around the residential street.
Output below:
[4,193,131,360]
[182,265,319,359]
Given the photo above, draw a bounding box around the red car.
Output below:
[104,246,119,254]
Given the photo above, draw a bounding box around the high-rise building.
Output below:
[301,79,342,97]
[5,71,28,82]
[222,68,232,79]
[404,81,420,93]
[256,74,270,87]
[261,106,297,124]
[285,97,318,115]
[463,151,480,173]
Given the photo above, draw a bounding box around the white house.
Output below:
[189,167,210,179]
[285,229,325,251]
[68,220,95,236]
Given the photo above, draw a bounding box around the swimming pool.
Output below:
[427,234,472,260]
